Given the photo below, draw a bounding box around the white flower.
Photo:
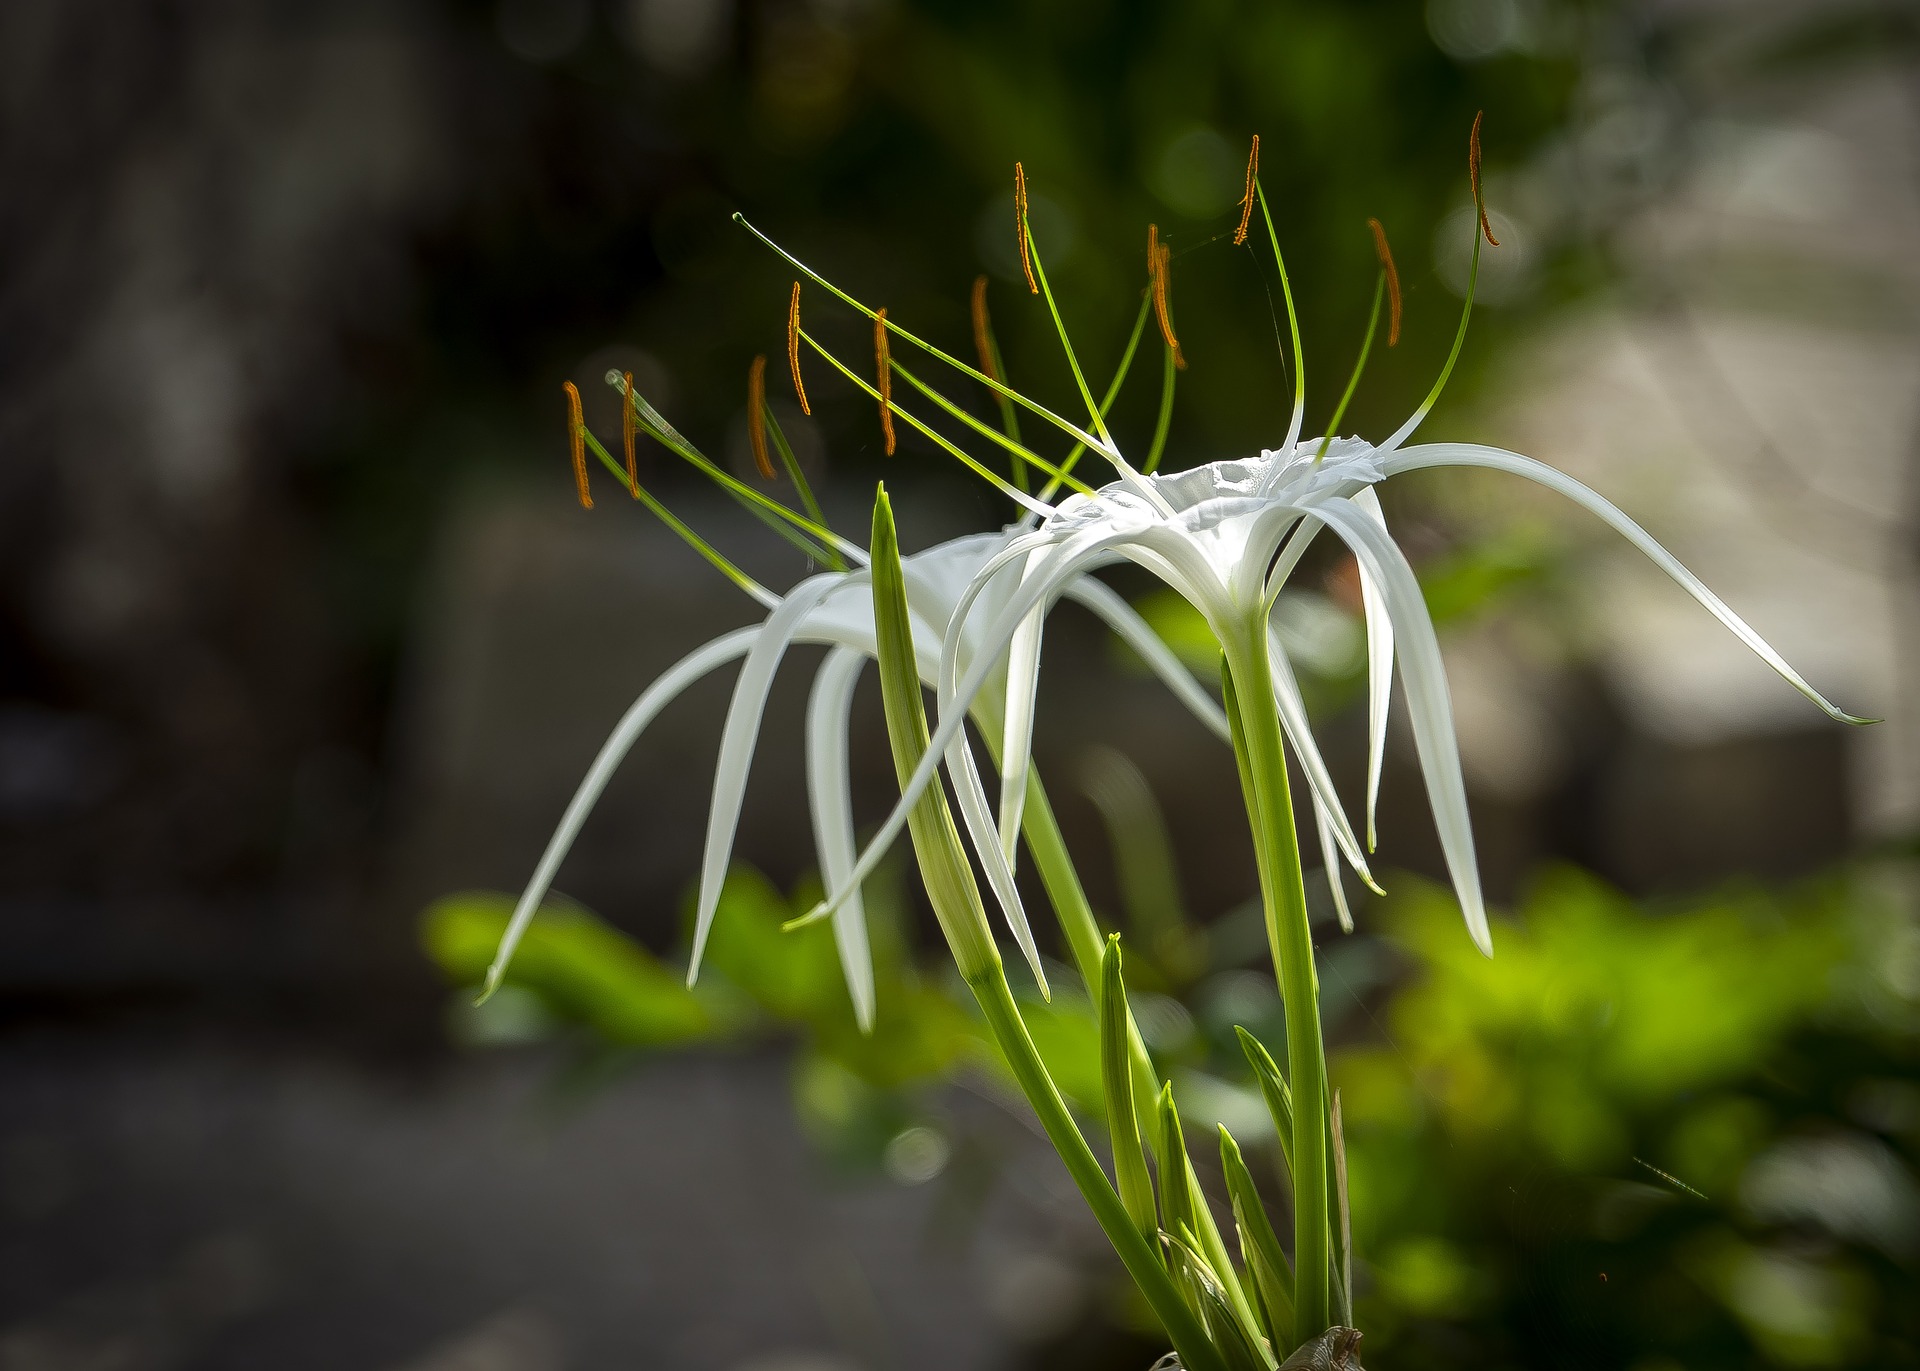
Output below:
[812,433,1868,958]
[481,529,1227,1030]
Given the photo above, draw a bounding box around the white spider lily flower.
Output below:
[479,529,1227,1030]
[808,434,1867,958]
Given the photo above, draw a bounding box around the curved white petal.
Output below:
[484,626,762,997]
[1061,578,1231,742]
[1265,624,1378,891]
[1386,443,1872,726]
[943,708,1050,994]
[996,558,1046,869]
[1313,498,1491,956]
[807,529,1126,925]
[1314,799,1354,933]
[1352,487,1395,852]
[807,646,876,1032]
[689,574,844,982]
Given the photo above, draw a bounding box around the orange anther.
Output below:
[1367,218,1402,347]
[621,371,640,496]
[874,308,896,456]
[1148,225,1185,371]
[563,380,591,509]
[786,282,811,416]
[1014,163,1038,295]
[1469,111,1499,247]
[747,356,775,481]
[970,275,999,383]
[1234,134,1260,246]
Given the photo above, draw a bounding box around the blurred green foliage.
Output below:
[1345,867,1919,1370]
[426,850,1920,1368]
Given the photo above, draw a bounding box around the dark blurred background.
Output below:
[2,1,1917,1368]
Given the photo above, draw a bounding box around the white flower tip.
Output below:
[1362,872,1387,898]
[1468,918,1494,958]
[854,999,875,1034]
[1838,709,1881,727]
[473,970,503,1007]
[783,902,834,931]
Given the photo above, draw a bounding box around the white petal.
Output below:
[1353,487,1396,852]
[1265,625,1378,891]
[484,626,762,997]
[997,567,1046,870]
[807,647,876,1032]
[807,529,1122,926]
[1386,443,1872,726]
[1315,799,1354,933]
[1313,498,1492,956]
[689,575,844,982]
[1062,577,1231,742]
[943,708,1050,995]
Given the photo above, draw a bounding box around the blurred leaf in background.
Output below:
[1340,865,1920,1370]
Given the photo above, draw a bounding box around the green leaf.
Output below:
[1102,936,1158,1239]
[867,484,1001,982]
[422,893,724,1047]
[1221,1124,1295,1353]
[1236,1025,1296,1187]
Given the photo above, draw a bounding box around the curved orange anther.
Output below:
[563,380,591,509]
[1368,218,1402,347]
[786,282,811,416]
[1234,134,1260,246]
[874,308,896,456]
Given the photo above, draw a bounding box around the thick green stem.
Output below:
[1224,632,1331,1339]
[969,967,1226,1371]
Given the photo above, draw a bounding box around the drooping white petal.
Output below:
[484,626,762,997]
[1061,577,1231,742]
[1313,497,1491,956]
[996,560,1046,869]
[1314,799,1354,933]
[689,575,844,982]
[1352,487,1396,852]
[1387,444,1873,726]
[806,528,1124,925]
[943,708,1050,995]
[806,646,876,1032]
[1265,624,1379,892]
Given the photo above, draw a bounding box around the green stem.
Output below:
[1224,630,1331,1339]
[1021,773,1163,1133]
[969,967,1226,1371]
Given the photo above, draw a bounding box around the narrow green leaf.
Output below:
[1101,936,1157,1240]
[1235,1026,1295,1186]
[1330,1090,1353,1328]
[868,485,1000,981]
[1221,1124,1295,1354]
[1157,1083,1196,1245]
[1171,1227,1277,1371]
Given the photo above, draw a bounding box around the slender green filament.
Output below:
[576,428,773,604]
[760,403,844,570]
[1146,339,1177,475]
[734,213,1117,462]
[1314,272,1385,464]
[1038,290,1153,502]
[1253,180,1307,447]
